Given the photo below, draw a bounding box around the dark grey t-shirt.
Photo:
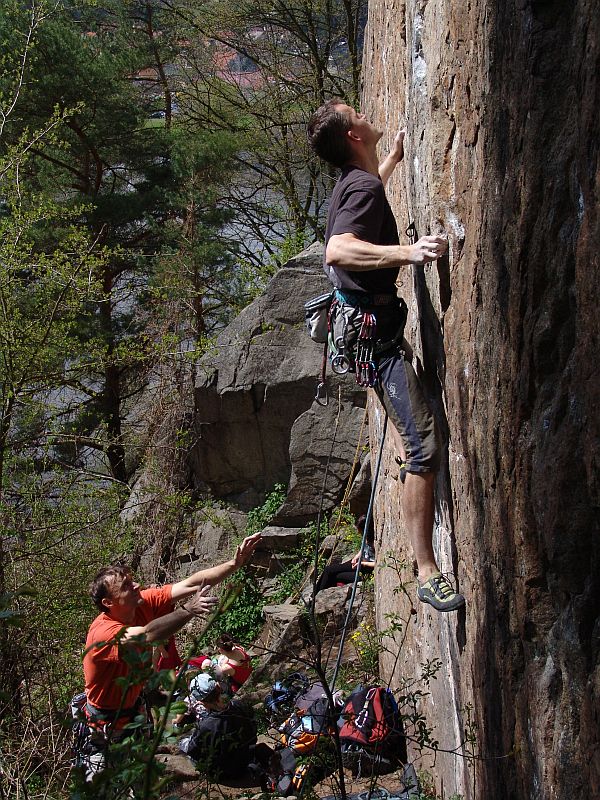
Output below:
[324,165,400,294]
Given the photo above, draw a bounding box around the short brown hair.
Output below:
[90,566,130,610]
[307,98,353,168]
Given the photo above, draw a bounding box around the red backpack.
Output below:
[339,686,407,776]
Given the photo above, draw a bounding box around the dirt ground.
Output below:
[157,753,420,800]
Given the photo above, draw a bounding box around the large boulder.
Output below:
[250,584,368,684]
[136,506,247,583]
[190,243,367,523]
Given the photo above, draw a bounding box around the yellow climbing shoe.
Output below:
[417,573,465,612]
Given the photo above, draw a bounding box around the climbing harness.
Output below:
[305,286,406,403]
[327,290,407,389]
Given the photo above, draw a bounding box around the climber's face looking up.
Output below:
[104,573,143,617]
[307,98,382,168]
[334,103,383,148]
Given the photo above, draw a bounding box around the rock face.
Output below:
[190,243,367,523]
[362,2,599,799]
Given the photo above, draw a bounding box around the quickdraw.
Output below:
[354,311,378,388]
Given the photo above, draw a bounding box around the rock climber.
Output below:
[213,631,253,693]
[179,673,272,781]
[307,99,465,612]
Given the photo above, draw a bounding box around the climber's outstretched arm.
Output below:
[379,129,405,187]
[326,232,448,271]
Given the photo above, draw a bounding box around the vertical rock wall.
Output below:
[363,1,599,798]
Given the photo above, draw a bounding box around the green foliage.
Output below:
[205,569,265,645]
[349,618,379,676]
[272,559,307,602]
[416,770,464,800]
[176,0,367,264]
[264,228,309,273]
[190,484,288,645]
[269,519,322,603]
[1,1,247,486]
[335,506,363,550]
[245,483,286,536]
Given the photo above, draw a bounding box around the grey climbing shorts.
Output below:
[375,346,441,474]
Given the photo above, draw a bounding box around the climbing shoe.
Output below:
[417,573,465,612]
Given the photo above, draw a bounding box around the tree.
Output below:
[162,0,366,266]
[2,3,243,482]
[0,0,241,733]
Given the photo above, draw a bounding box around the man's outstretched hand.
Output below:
[183,585,218,617]
[233,532,262,569]
[408,235,448,265]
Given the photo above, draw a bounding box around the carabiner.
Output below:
[315,381,328,406]
[331,354,350,374]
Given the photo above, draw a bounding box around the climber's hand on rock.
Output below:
[408,235,448,265]
[388,129,405,163]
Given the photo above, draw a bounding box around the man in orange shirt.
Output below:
[81,532,261,779]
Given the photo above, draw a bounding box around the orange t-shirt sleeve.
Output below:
[139,584,173,619]
[85,617,126,661]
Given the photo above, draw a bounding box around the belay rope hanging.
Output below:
[303,222,416,675]
[330,410,389,692]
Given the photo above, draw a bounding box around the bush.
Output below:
[245,483,286,536]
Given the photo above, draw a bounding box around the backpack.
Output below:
[267,736,334,796]
[268,694,337,796]
[182,700,257,779]
[264,671,310,723]
[278,696,334,754]
[294,681,328,712]
[265,746,311,796]
[339,686,407,776]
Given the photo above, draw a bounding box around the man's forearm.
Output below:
[378,154,401,187]
[143,606,194,644]
[326,235,414,272]
[378,130,405,186]
[173,559,237,600]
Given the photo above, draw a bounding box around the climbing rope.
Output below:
[328,405,368,541]
[308,385,343,618]
[289,398,366,605]
[330,410,389,692]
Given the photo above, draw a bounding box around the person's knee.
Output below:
[84,750,106,782]
[401,423,440,475]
